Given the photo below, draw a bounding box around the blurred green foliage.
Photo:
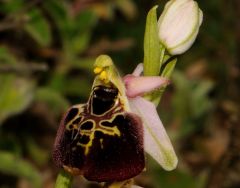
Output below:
[0,151,42,188]
[0,47,34,124]
[0,0,239,187]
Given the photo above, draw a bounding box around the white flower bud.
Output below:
[158,0,203,55]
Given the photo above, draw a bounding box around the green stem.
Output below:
[104,179,133,188]
[55,169,73,188]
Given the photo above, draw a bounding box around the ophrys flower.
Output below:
[53,55,177,183]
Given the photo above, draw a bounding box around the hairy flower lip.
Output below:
[158,0,203,55]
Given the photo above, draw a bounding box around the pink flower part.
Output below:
[123,74,169,98]
[129,96,178,170]
[132,63,144,76]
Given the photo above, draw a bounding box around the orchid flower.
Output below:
[53,0,203,187]
[53,55,177,185]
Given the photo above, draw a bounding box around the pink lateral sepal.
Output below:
[123,74,169,98]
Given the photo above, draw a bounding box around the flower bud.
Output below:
[158,0,203,55]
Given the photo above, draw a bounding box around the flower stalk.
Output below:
[55,169,73,188]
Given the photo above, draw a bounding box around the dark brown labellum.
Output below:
[53,85,145,182]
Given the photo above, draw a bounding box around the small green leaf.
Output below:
[43,0,68,31]
[0,151,42,188]
[24,9,52,47]
[172,71,213,119]
[65,11,97,54]
[0,76,34,124]
[172,71,192,119]
[44,1,96,51]
[74,10,97,32]
[0,47,34,123]
[143,6,163,76]
[161,58,177,78]
[191,81,213,117]
[70,31,91,54]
